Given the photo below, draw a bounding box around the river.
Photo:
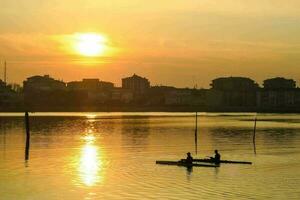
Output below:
[0,112,299,199]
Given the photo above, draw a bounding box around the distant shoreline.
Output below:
[1,105,300,113]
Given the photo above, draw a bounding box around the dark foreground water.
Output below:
[0,112,299,200]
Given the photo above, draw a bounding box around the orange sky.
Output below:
[1,0,300,87]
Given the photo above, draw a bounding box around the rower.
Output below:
[186,152,193,164]
[211,150,221,164]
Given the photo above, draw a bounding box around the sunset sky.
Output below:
[1,0,300,87]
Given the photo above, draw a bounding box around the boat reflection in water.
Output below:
[78,133,104,186]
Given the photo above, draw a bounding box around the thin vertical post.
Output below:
[4,60,6,84]
[25,112,30,160]
[253,116,257,155]
[195,112,198,155]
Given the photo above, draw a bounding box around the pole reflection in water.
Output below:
[79,134,104,186]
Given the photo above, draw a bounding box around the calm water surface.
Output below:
[0,112,299,200]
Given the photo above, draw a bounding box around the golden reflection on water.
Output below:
[86,114,97,119]
[78,134,104,186]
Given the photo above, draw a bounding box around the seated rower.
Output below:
[210,150,221,164]
[186,152,193,164]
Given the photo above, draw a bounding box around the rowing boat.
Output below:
[192,159,252,165]
[156,160,219,168]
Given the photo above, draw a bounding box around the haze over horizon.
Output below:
[1,0,300,87]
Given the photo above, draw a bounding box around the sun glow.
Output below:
[74,33,107,57]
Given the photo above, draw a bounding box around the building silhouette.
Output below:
[210,77,259,108]
[3,73,300,112]
[67,78,114,105]
[258,77,300,109]
[111,87,133,104]
[263,77,296,90]
[23,75,67,109]
[23,75,66,91]
[0,79,21,108]
[122,74,150,94]
[67,79,113,91]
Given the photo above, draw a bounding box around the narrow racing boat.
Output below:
[191,159,252,165]
[156,160,219,168]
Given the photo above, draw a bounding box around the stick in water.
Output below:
[25,112,30,160]
[195,112,198,155]
[253,116,257,155]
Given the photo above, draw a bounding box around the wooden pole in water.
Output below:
[25,112,30,160]
[195,112,198,155]
[253,116,257,155]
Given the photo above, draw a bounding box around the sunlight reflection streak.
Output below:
[78,134,104,186]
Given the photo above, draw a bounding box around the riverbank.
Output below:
[1,105,300,113]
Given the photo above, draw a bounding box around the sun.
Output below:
[74,33,107,57]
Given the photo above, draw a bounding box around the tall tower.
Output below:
[4,60,7,84]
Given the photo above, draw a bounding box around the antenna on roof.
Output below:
[4,60,7,84]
